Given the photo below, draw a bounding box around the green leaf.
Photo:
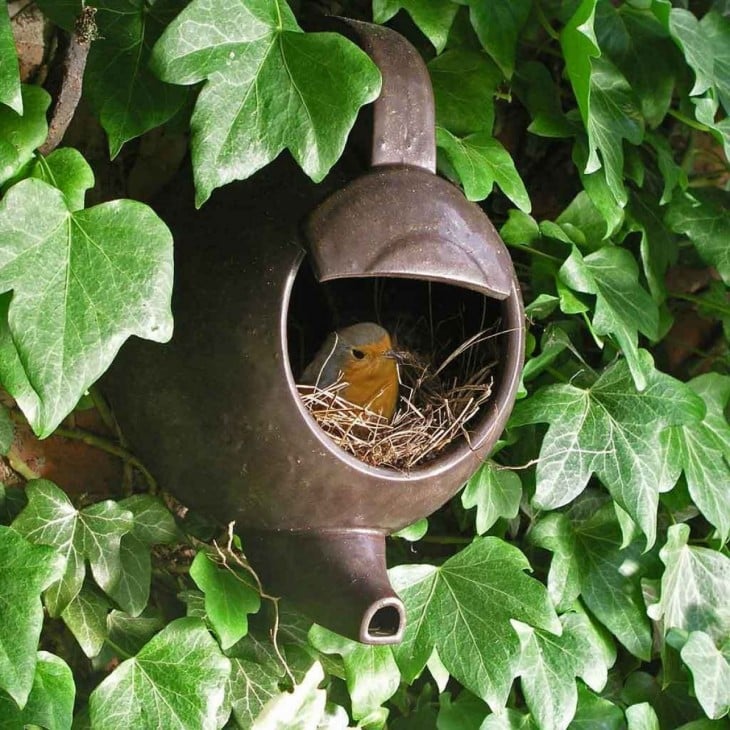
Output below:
[559,246,659,390]
[461,461,521,535]
[0,526,64,707]
[647,524,730,645]
[626,190,678,302]
[227,656,283,730]
[82,0,189,157]
[105,610,164,658]
[29,148,95,212]
[626,702,660,730]
[392,518,428,541]
[436,128,531,211]
[12,480,134,615]
[0,85,49,187]
[0,402,12,455]
[61,583,110,658]
[482,709,538,730]
[513,611,614,730]
[429,50,501,135]
[251,661,329,730]
[0,4,21,114]
[594,2,679,127]
[89,617,231,729]
[437,691,488,730]
[512,354,703,548]
[462,0,532,78]
[661,374,730,544]
[665,190,730,286]
[151,0,381,206]
[372,0,458,53]
[530,500,654,660]
[106,495,179,616]
[570,684,624,729]
[308,625,400,721]
[390,537,560,708]
[190,550,261,650]
[562,2,644,206]
[0,178,174,437]
[514,61,577,139]
[679,631,730,720]
[0,652,75,730]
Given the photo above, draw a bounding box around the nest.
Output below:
[297,328,498,470]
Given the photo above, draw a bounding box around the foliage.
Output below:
[0,0,728,728]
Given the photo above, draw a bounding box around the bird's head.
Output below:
[334,323,402,381]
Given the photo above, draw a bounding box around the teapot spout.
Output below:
[244,529,405,645]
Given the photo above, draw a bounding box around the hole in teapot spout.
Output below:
[364,602,404,643]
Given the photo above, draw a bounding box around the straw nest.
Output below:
[297,328,498,470]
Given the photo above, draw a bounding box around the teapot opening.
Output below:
[286,261,510,471]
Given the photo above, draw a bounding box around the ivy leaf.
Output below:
[482,709,538,730]
[252,661,329,730]
[661,374,730,544]
[309,625,400,721]
[190,550,261,650]
[61,584,111,658]
[594,2,680,127]
[29,148,95,212]
[390,537,560,709]
[0,652,75,730]
[679,631,730,720]
[559,246,659,390]
[429,50,501,135]
[626,190,678,302]
[89,618,231,728]
[0,85,49,187]
[626,702,661,730]
[0,527,64,708]
[665,190,730,286]
[0,402,12,455]
[461,461,522,535]
[562,1,643,207]
[12,480,134,616]
[107,495,179,617]
[571,684,624,729]
[531,501,654,660]
[227,656,283,730]
[462,0,532,78]
[0,5,21,114]
[513,612,614,730]
[437,690,488,730]
[372,0,458,53]
[647,524,730,645]
[0,178,174,437]
[151,0,381,206]
[86,0,189,157]
[436,128,531,211]
[512,353,703,548]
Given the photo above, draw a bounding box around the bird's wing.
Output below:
[300,332,342,387]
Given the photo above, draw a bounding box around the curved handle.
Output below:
[335,18,436,173]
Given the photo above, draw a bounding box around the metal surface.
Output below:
[103,20,525,645]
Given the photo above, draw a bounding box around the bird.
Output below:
[300,322,402,420]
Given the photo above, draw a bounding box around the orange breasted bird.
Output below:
[300,322,401,420]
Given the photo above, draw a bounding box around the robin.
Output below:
[300,322,402,420]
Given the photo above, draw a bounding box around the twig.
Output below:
[6,446,40,480]
[212,522,295,686]
[38,7,98,156]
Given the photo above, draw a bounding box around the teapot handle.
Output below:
[335,18,436,173]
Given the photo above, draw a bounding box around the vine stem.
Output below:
[672,291,730,317]
[507,242,562,263]
[6,446,40,480]
[419,535,472,545]
[8,410,158,493]
[668,109,711,134]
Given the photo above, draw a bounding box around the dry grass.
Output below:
[297,328,498,470]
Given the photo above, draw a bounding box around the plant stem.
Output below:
[668,109,711,133]
[52,426,158,493]
[673,291,730,317]
[6,446,40,480]
[419,535,472,545]
[507,242,562,263]
[534,0,560,40]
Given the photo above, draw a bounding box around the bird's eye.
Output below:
[352,349,366,360]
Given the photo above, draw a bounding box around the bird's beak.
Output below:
[384,349,407,363]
